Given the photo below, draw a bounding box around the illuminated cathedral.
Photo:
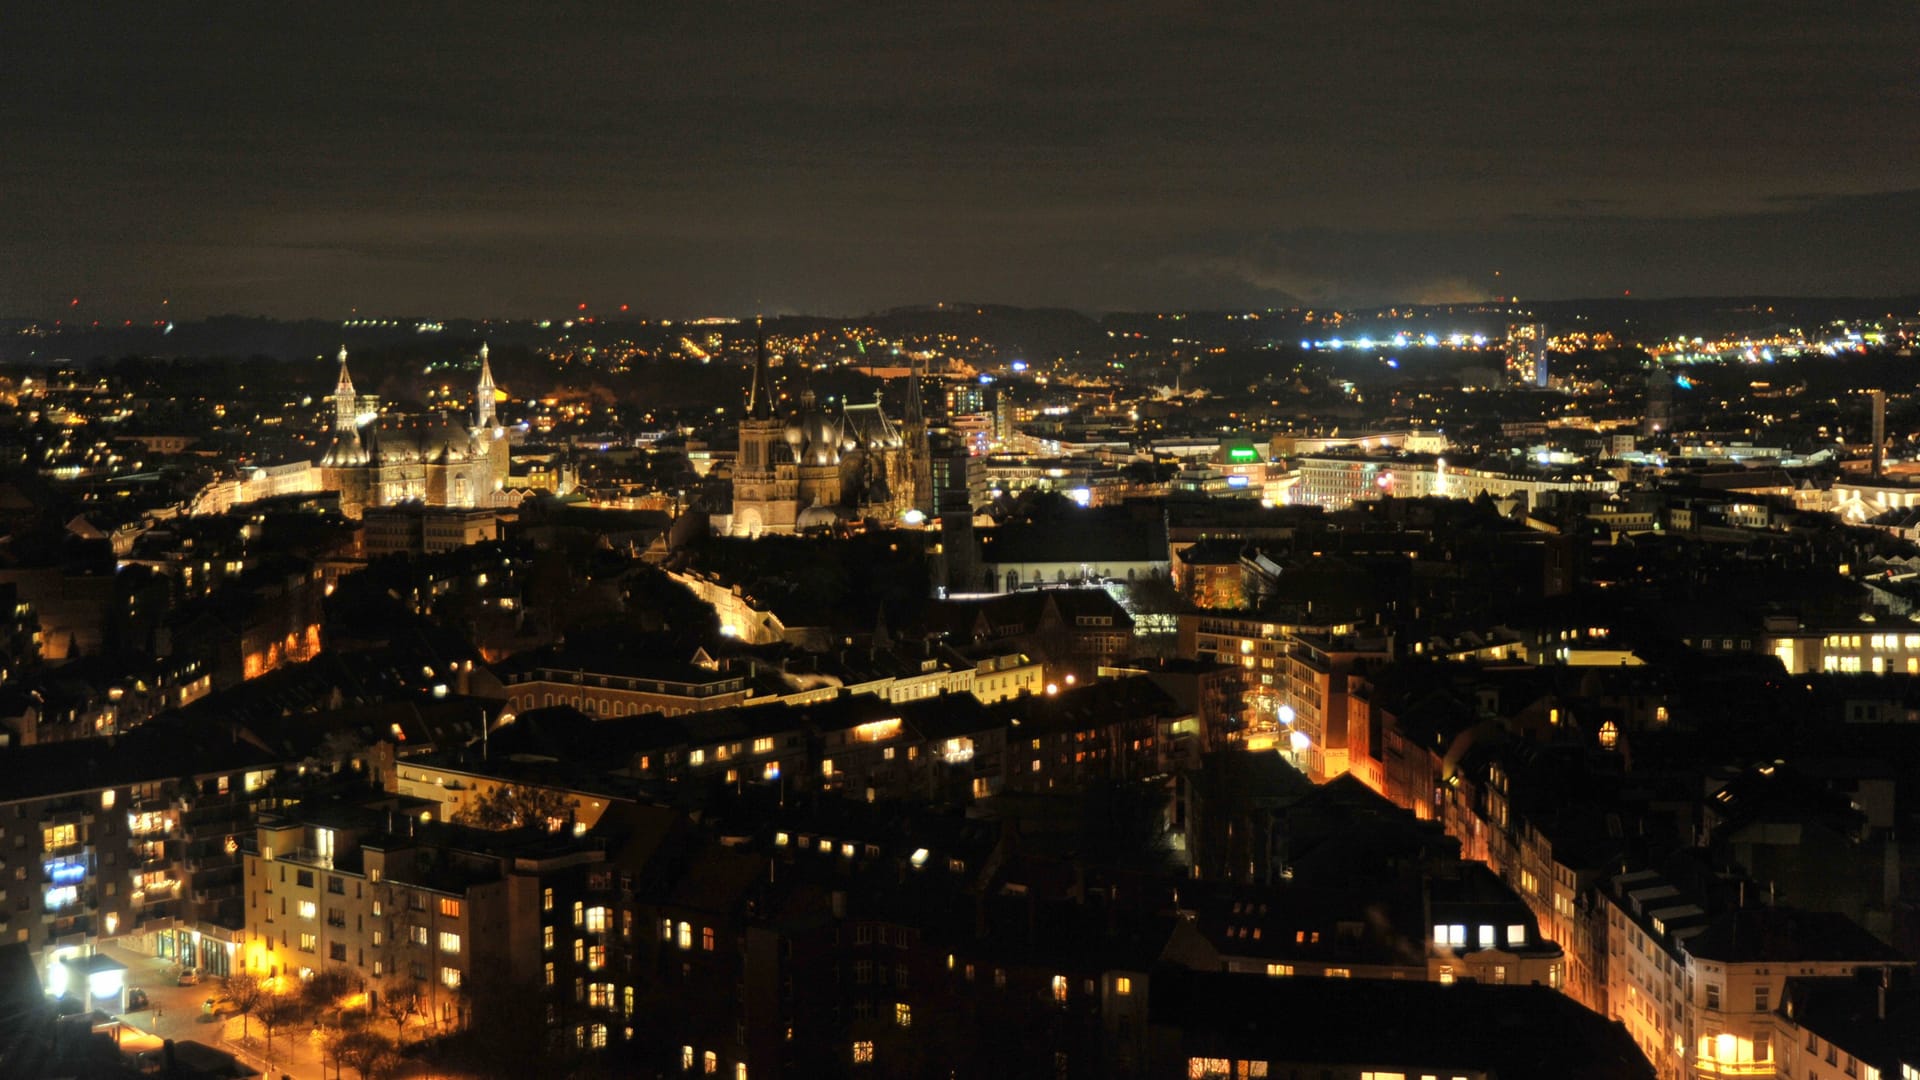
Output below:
[318,344,511,517]
[729,332,931,537]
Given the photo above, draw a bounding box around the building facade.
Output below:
[730,332,927,537]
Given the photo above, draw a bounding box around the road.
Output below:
[97,941,326,1080]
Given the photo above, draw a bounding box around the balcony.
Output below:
[1693,1060,1774,1078]
[131,881,182,906]
[189,882,242,905]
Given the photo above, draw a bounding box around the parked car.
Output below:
[124,987,149,1011]
[176,968,200,986]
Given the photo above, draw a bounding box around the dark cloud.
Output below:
[3,2,1917,317]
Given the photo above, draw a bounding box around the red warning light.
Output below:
[578,303,588,311]
[619,304,629,312]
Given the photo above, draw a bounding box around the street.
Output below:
[96,941,325,1080]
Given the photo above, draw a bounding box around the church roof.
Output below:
[842,398,901,447]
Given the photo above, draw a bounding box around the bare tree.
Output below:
[373,975,418,1042]
[451,782,574,831]
[331,1028,400,1080]
[301,964,364,1018]
[258,995,298,1059]
[224,971,265,1040]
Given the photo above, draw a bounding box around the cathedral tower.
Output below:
[333,346,358,432]
[904,355,934,518]
[475,342,497,429]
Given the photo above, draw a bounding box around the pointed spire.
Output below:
[747,318,772,420]
[905,353,924,424]
[475,342,497,428]
[333,347,358,432]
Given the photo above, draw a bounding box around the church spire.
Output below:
[475,342,496,428]
[333,346,358,432]
[905,353,924,424]
[746,318,772,420]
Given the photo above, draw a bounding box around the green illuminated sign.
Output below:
[1227,447,1259,463]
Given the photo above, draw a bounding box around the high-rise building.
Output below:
[1642,368,1674,437]
[1505,324,1548,388]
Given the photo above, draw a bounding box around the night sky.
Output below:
[5,3,1918,319]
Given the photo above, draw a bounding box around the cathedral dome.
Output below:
[320,428,369,467]
[787,407,841,466]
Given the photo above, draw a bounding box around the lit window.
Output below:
[1189,1059,1230,1079]
[852,1041,875,1066]
[588,945,606,970]
[585,906,609,932]
[299,932,317,953]
[1478,925,1495,949]
[682,1045,694,1071]
[702,926,715,951]
[543,887,553,912]
[439,932,461,954]
[895,1001,911,1027]
[1507,924,1525,946]
[574,939,584,963]
[1052,975,1068,1003]
[678,922,692,949]
[544,927,554,951]
[704,1051,718,1075]
[662,919,673,942]
[439,897,462,918]
[41,824,76,852]
[100,789,115,810]
[1264,964,1292,977]
[1438,965,1454,985]
[753,737,774,754]
[573,901,584,927]
[441,966,461,989]
[1115,976,1132,996]
[298,901,317,920]
[545,961,554,986]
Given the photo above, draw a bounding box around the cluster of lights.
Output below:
[1301,333,1490,351]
